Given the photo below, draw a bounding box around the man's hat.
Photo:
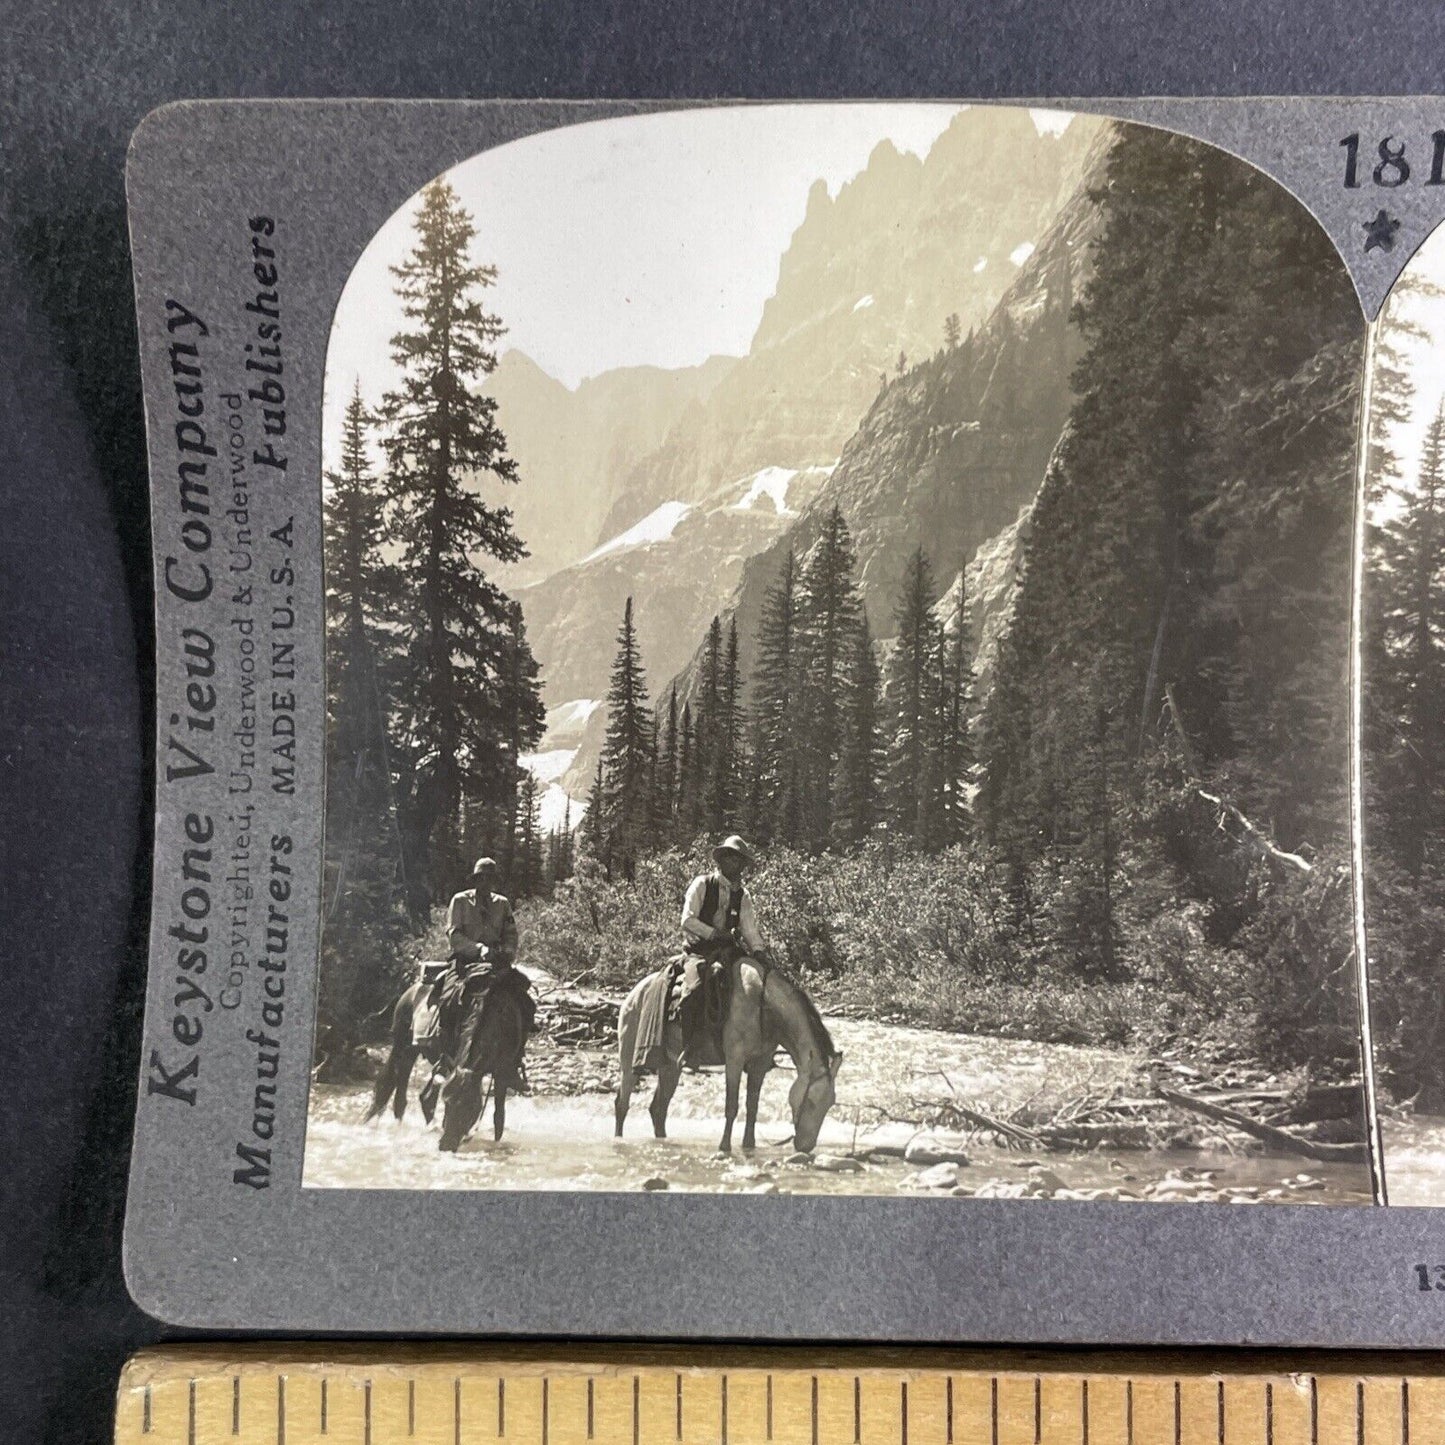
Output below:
[712,835,754,867]
[472,856,499,876]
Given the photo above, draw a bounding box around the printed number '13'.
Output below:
[1414,1263,1445,1291]
[1341,133,1445,188]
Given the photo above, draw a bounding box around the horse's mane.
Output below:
[763,959,837,1063]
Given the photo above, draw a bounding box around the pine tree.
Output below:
[580,756,606,865]
[1371,405,1445,879]
[490,600,544,887]
[684,617,724,837]
[917,618,951,851]
[319,382,408,1051]
[653,686,679,839]
[749,551,805,845]
[944,312,962,350]
[514,771,543,898]
[599,597,654,879]
[706,618,745,831]
[976,124,1362,997]
[940,570,976,843]
[795,507,865,848]
[379,179,543,899]
[884,546,942,843]
[676,701,697,841]
[833,612,883,848]
[550,796,576,883]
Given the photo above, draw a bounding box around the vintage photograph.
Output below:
[303,103,1375,1202]
[1364,219,1445,1206]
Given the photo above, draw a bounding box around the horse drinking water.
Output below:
[614,955,843,1154]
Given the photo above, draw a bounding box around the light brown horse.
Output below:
[614,956,843,1154]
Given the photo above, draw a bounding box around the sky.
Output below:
[322,103,1076,466]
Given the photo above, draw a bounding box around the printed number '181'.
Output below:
[1342,132,1445,188]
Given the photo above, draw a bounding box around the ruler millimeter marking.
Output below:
[115,1347,1445,1445]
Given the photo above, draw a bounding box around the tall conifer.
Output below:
[707,618,745,831]
[796,507,864,848]
[834,612,883,848]
[320,382,407,1048]
[884,546,940,842]
[750,551,804,844]
[1371,406,1445,878]
[379,179,543,897]
[655,685,679,839]
[599,597,654,879]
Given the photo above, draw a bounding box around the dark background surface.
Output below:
[1,2,1441,1439]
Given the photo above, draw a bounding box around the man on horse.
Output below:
[675,834,770,1064]
[443,857,535,1091]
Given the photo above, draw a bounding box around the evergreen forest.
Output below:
[318,125,1389,1104]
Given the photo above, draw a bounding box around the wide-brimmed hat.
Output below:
[712,835,754,867]
[471,856,499,876]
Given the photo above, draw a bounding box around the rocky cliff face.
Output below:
[486,349,736,585]
[936,498,1034,698]
[520,461,834,714]
[672,154,1099,704]
[548,126,1110,799]
[595,108,1102,544]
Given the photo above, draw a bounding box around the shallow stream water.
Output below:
[304,1011,1371,1203]
[1381,1117,1445,1205]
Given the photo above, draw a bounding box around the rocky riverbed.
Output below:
[304,972,1372,1203]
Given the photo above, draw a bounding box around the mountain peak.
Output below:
[804,176,833,218]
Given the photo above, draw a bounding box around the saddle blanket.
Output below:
[631,954,730,1072]
[411,961,448,1045]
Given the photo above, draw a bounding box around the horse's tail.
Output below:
[613,975,652,1137]
[363,983,417,1122]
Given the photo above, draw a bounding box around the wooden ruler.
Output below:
[115,1346,1445,1445]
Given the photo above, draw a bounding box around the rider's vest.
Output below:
[687,874,744,955]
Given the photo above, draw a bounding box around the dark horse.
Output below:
[365,976,529,1150]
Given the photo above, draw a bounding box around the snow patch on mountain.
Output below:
[731,463,837,516]
[522,748,578,785]
[544,698,601,738]
[1009,241,1036,266]
[521,750,585,833]
[583,501,693,562]
[538,782,583,834]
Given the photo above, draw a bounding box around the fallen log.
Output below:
[1156,1085,1367,1164]
[1035,1120,1159,1149]
[1194,789,1314,873]
[945,1103,1042,1148]
[1163,684,1313,874]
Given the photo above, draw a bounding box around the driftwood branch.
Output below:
[933,1071,1042,1146]
[1162,683,1313,874]
[1156,1085,1365,1164]
[952,1103,1042,1147]
[1193,789,1314,874]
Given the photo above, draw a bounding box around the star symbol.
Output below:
[1363,209,1401,254]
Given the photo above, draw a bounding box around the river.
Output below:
[1381,1119,1445,1206]
[304,1004,1372,1203]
